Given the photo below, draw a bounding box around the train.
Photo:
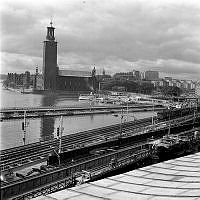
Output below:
[48,139,128,166]
[47,106,200,166]
[157,106,200,120]
[156,130,200,161]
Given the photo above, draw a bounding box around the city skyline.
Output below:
[1,0,200,81]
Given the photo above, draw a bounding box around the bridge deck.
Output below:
[0,104,158,112]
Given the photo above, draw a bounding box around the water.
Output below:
[0,87,156,150]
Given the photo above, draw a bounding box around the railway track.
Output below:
[0,118,152,170]
[1,114,199,171]
[2,126,199,187]
[0,142,150,188]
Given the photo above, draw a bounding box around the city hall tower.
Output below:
[43,21,57,90]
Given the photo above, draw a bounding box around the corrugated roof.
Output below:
[34,152,200,200]
[58,70,92,77]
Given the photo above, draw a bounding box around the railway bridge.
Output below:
[0,104,163,120]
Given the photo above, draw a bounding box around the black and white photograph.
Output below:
[0,0,200,199]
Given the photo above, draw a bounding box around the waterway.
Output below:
[0,87,156,150]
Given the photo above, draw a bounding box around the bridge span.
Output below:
[0,104,163,120]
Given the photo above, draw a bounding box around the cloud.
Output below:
[0,0,200,81]
[0,52,42,73]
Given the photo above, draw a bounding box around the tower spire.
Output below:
[50,17,53,27]
[46,21,55,41]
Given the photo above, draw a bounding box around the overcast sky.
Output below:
[1,0,200,80]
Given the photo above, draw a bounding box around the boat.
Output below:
[112,114,119,117]
[78,92,95,101]
[21,88,33,94]
[79,95,94,101]
[96,97,104,103]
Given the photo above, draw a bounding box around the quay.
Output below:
[0,104,163,120]
[1,112,200,199]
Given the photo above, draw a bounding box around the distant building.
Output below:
[187,80,196,90]
[132,70,141,80]
[56,70,93,91]
[151,79,168,87]
[6,72,31,88]
[34,22,95,92]
[23,71,31,88]
[164,77,172,81]
[102,68,106,76]
[96,69,111,82]
[144,71,159,81]
[34,74,44,91]
[180,80,189,90]
[173,80,181,88]
[113,72,135,81]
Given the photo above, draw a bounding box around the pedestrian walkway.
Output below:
[34,152,200,200]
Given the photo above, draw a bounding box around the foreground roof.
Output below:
[35,152,200,200]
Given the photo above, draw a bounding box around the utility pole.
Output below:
[99,82,101,92]
[22,111,27,145]
[152,99,154,125]
[126,102,129,122]
[120,108,124,138]
[193,98,197,128]
[168,113,171,135]
[58,116,63,154]
[53,149,60,166]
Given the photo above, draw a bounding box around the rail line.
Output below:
[1,118,152,170]
[1,114,199,171]
[1,126,199,198]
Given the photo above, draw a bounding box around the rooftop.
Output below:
[58,70,92,77]
[34,152,200,200]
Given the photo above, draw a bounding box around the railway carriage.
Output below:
[157,106,200,120]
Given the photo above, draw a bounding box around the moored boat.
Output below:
[78,93,94,101]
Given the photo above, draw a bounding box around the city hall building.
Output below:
[34,22,95,92]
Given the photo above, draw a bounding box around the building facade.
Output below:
[113,72,136,81]
[145,70,159,81]
[132,70,141,80]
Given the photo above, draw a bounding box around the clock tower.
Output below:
[43,21,58,90]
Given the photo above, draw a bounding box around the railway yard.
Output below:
[0,106,200,199]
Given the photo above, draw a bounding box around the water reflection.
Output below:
[90,114,94,122]
[0,89,157,150]
[40,95,56,141]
